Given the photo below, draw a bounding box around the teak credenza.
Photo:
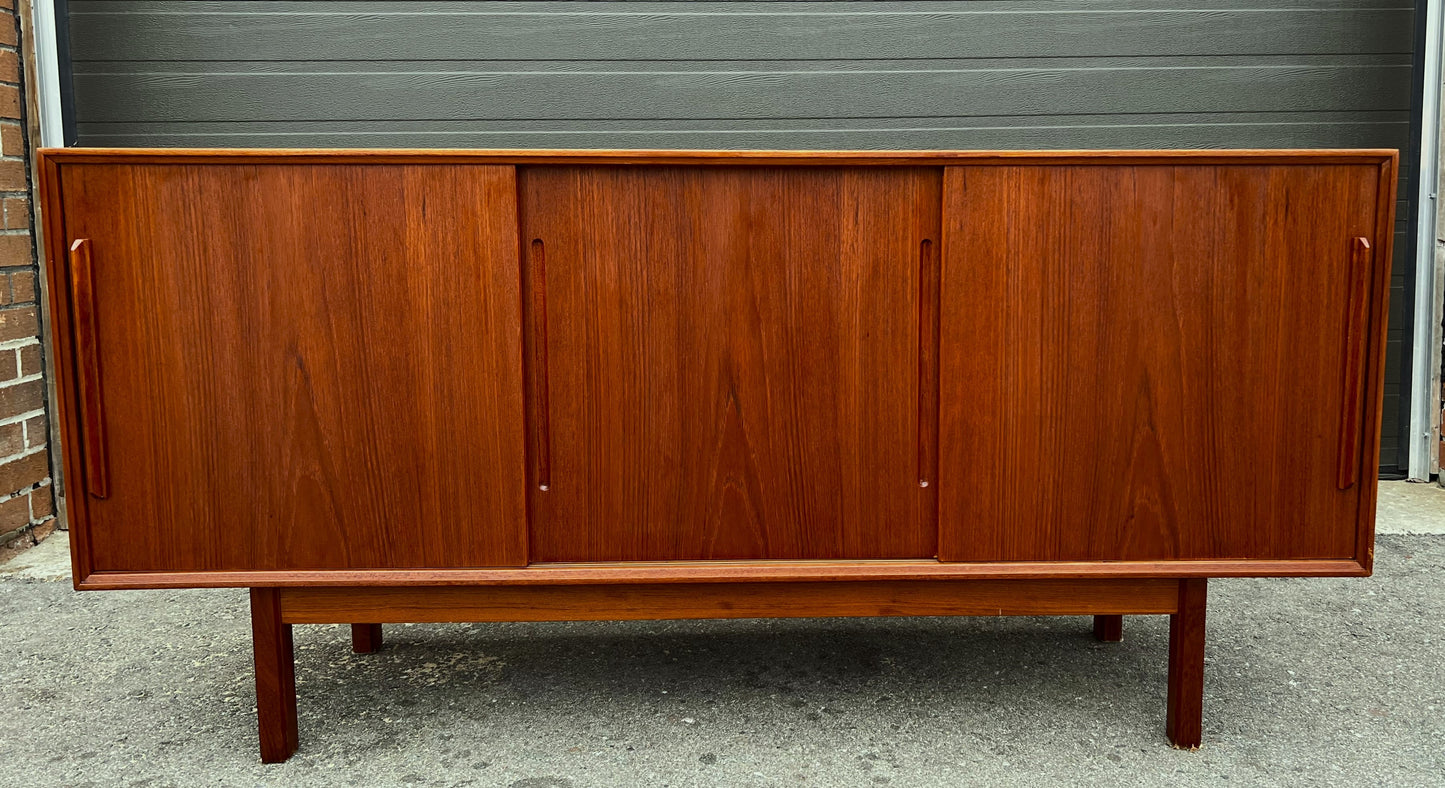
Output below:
[38,148,1396,762]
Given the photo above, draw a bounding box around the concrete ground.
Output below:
[1,483,1442,787]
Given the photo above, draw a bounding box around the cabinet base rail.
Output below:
[249,577,1208,763]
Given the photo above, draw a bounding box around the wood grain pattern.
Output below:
[523,237,553,494]
[55,162,528,573]
[1166,578,1208,749]
[350,623,383,654]
[39,150,1395,587]
[278,579,1182,625]
[940,163,1383,563]
[520,165,941,561]
[1093,614,1124,642]
[250,588,298,764]
[40,148,1399,168]
[917,238,940,494]
[1338,237,1374,490]
[1354,159,1399,573]
[66,238,108,499]
[39,152,94,587]
[72,558,1369,592]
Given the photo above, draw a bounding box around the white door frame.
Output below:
[29,0,64,147]
[1412,0,1444,480]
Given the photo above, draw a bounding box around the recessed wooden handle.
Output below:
[526,238,551,493]
[69,238,109,499]
[917,238,939,490]
[1336,236,1372,491]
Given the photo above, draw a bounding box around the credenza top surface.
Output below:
[38,147,1397,168]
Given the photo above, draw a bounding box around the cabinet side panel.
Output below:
[941,163,1377,562]
[522,166,941,561]
[41,156,95,585]
[1354,159,1397,572]
[60,162,527,571]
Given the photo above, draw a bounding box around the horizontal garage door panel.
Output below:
[70,3,1412,61]
[73,60,1411,123]
[72,115,1413,152]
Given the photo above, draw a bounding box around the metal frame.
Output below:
[1411,0,1444,480]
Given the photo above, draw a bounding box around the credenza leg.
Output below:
[1092,614,1124,642]
[1166,578,1208,750]
[250,588,299,764]
[351,623,384,654]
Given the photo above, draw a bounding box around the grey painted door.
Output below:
[65,0,1418,470]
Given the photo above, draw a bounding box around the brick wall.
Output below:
[0,0,54,556]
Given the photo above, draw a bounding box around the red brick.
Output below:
[0,421,19,455]
[0,348,14,382]
[23,413,43,448]
[0,451,45,496]
[17,341,36,375]
[0,19,16,48]
[0,84,16,119]
[3,196,26,229]
[0,234,30,266]
[9,269,31,301]
[0,1,15,13]
[30,484,52,519]
[0,123,19,157]
[0,160,24,190]
[0,492,27,530]
[0,376,41,417]
[0,50,16,84]
[29,519,56,543]
[0,304,34,341]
